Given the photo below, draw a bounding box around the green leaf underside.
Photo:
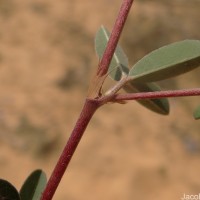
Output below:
[129,40,200,82]
[0,179,20,200]
[95,25,129,81]
[123,82,169,115]
[194,106,200,120]
[20,169,47,200]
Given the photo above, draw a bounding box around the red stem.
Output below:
[41,1,134,199]
[40,99,100,200]
[113,88,200,101]
[97,0,134,77]
[41,87,200,200]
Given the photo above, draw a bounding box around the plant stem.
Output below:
[88,0,134,99]
[41,1,135,199]
[97,0,134,77]
[112,88,200,102]
[40,99,100,200]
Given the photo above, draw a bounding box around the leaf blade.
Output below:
[20,169,47,200]
[123,81,170,115]
[0,179,20,200]
[129,40,200,82]
[95,25,129,81]
[194,106,200,120]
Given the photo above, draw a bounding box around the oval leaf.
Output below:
[129,40,200,82]
[95,25,129,81]
[0,179,20,200]
[123,81,169,115]
[194,106,200,120]
[20,170,47,200]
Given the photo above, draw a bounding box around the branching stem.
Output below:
[40,1,134,200]
[112,88,200,102]
[39,0,200,199]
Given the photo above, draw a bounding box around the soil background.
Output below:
[0,0,200,200]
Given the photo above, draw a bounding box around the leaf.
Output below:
[20,170,47,200]
[129,40,200,82]
[123,81,169,115]
[0,179,20,200]
[95,25,129,81]
[194,106,200,120]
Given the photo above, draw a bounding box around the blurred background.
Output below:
[0,0,200,199]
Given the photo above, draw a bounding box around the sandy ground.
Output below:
[0,0,200,200]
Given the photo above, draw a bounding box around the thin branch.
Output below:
[97,0,134,77]
[112,88,200,102]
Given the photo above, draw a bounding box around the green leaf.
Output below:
[123,81,169,115]
[0,179,20,200]
[95,25,129,81]
[194,106,200,120]
[129,40,200,82]
[20,170,47,200]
